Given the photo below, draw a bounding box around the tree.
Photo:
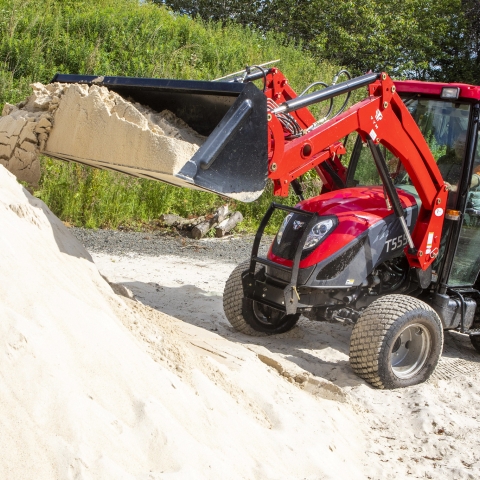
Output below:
[152,0,261,27]
[153,0,478,83]
[258,0,465,79]
[462,0,480,83]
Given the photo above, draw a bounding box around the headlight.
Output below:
[276,213,293,244]
[303,218,335,250]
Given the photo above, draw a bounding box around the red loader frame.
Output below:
[263,69,448,271]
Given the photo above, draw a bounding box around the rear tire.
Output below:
[349,294,443,389]
[223,260,300,335]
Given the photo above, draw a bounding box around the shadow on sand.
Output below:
[122,280,365,388]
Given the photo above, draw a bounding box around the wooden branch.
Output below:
[191,205,229,239]
[215,211,243,237]
[160,213,206,228]
[159,214,189,227]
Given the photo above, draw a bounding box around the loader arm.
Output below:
[266,72,448,271]
[47,69,446,270]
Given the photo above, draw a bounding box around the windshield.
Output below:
[348,98,472,199]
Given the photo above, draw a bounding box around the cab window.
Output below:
[347,98,471,195]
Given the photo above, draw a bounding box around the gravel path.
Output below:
[70,227,273,263]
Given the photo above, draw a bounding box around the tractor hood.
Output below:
[299,186,419,218]
[268,186,418,270]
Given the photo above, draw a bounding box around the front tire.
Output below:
[349,294,443,389]
[223,260,300,335]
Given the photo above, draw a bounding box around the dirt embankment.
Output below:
[0,164,365,479]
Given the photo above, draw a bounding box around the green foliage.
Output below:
[36,157,300,232]
[1,0,346,232]
[153,0,257,27]
[38,156,220,229]
[449,0,480,84]
[158,0,477,83]
[0,0,342,102]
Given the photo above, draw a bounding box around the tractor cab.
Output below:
[346,83,480,289]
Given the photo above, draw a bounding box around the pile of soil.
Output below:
[0,164,364,478]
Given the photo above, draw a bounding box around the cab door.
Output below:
[448,127,480,286]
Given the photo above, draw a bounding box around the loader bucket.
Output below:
[49,74,268,202]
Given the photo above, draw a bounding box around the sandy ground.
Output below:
[90,246,480,480]
[1,165,366,480]
[3,156,480,479]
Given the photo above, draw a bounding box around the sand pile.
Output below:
[91,240,480,479]
[0,164,366,479]
[0,82,205,186]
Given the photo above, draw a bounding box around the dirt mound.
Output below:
[0,164,365,479]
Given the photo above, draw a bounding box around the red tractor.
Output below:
[221,68,480,389]
[51,67,480,388]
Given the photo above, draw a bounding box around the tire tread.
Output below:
[350,294,443,389]
[223,260,260,335]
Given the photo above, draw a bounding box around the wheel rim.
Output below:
[391,323,431,379]
[252,301,286,327]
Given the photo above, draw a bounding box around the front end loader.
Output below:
[223,69,480,389]
[50,66,480,389]
[49,73,269,202]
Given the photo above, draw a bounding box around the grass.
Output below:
[1,0,362,233]
[37,157,299,233]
